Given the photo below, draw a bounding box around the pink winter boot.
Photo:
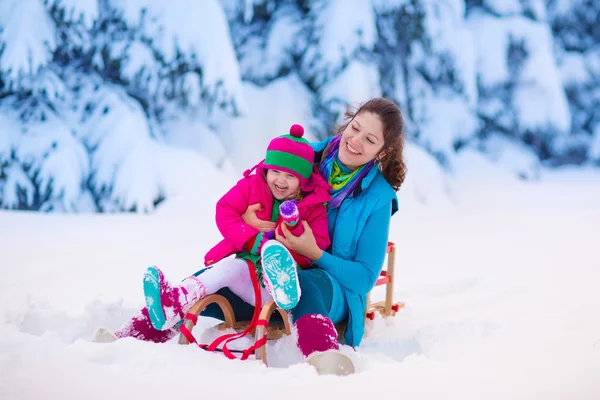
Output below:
[295,314,355,376]
[92,307,179,343]
[144,266,206,331]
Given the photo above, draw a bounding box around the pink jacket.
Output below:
[204,163,332,267]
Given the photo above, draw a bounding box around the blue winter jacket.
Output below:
[312,137,399,346]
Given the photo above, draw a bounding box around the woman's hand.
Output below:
[242,203,276,232]
[276,221,323,262]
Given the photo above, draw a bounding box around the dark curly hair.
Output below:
[335,98,407,191]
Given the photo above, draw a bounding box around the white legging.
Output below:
[197,257,271,307]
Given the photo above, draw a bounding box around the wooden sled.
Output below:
[179,242,404,366]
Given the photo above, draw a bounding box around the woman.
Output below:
[209,97,406,375]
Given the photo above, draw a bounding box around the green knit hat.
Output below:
[262,124,314,182]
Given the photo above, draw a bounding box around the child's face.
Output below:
[265,169,300,200]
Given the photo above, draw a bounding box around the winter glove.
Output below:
[278,199,304,236]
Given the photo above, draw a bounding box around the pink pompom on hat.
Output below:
[261,124,315,187]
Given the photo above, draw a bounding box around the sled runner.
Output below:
[179,242,403,366]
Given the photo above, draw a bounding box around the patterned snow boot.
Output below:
[143,266,206,331]
[92,307,179,343]
[295,313,355,376]
[261,240,301,310]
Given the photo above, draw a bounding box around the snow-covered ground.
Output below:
[1,152,599,399]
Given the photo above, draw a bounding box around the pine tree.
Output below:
[546,0,600,164]
[299,0,381,137]
[223,0,382,139]
[0,0,243,212]
[465,0,571,165]
[0,0,90,211]
[374,0,478,166]
[1,0,598,212]
[222,0,305,86]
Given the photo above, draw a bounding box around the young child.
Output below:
[94,124,331,343]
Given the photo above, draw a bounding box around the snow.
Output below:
[372,0,411,13]
[395,1,479,156]
[117,40,158,90]
[71,83,233,213]
[466,11,511,86]
[547,0,577,16]
[1,163,34,208]
[1,159,599,399]
[482,0,545,19]
[237,4,305,83]
[528,0,547,20]
[0,111,19,163]
[215,74,315,174]
[0,0,57,85]
[409,80,479,156]
[1,0,597,213]
[513,22,571,134]
[400,141,454,208]
[590,125,600,161]
[422,0,478,107]
[320,60,382,123]
[17,117,89,211]
[302,0,377,88]
[0,2,599,394]
[475,134,541,180]
[483,0,523,16]
[56,0,99,29]
[161,114,235,173]
[558,51,592,85]
[27,67,68,100]
[111,0,244,109]
[467,11,571,133]
[0,102,91,211]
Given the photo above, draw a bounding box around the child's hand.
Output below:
[276,221,323,262]
[242,203,276,232]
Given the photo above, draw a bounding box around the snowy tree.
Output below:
[221,0,381,138]
[221,0,305,87]
[218,0,596,175]
[1,0,599,212]
[0,0,243,211]
[465,0,571,167]
[0,0,88,211]
[298,0,381,136]
[376,0,479,166]
[546,0,600,164]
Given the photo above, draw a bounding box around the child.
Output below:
[94,124,331,343]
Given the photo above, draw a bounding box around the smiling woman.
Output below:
[338,111,386,170]
[231,98,408,374]
[333,98,406,190]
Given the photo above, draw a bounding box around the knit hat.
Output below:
[262,124,314,185]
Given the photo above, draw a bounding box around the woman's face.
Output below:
[338,111,385,170]
[265,169,300,200]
